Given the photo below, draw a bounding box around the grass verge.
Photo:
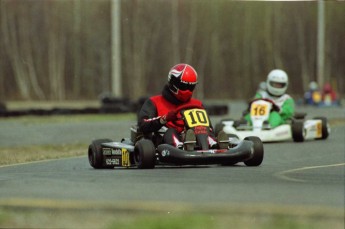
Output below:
[0,144,85,166]
[0,204,343,229]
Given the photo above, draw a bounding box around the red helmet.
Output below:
[168,64,198,102]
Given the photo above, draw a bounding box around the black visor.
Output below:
[177,82,196,91]
[269,81,286,88]
[170,76,197,92]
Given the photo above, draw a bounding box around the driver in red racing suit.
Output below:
[138,63,223,149]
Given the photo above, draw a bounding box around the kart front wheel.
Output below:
[134,139,156,169]
[244,136,264,166]
[88,138,113,169]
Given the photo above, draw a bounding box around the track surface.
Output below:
[0,103,344,211]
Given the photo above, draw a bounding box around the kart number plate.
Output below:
[182,109,210,128]
[121,148,131,167]
[250,103,269,117]
[316,121,322,138]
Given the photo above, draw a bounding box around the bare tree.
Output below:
[0,1,344,101]
[46,2,66,100]
[184,2,198,64]
[171,0,180,62]
[1,1,31,99]
[73,0,82,97]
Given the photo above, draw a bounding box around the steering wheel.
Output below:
[174,103,204,113]
[169,104,205,125]
[249,98,280,112]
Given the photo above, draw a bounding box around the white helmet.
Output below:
[266,69,288,96]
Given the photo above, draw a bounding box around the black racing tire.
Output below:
[134,139,156,169]
[243,136,264,166]
[292,120,305,142]
[313,117,330,140]
[88,138,113,169]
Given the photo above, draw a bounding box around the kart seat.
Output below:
[130,125,144,143]
[130,125,163,146]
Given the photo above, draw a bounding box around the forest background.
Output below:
[0,0,344,102]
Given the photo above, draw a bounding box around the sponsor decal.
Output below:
[112,149,122,155]
[144,116,160,122]
[105,158,120,165]
[161,149,170,157]
[196,149,227,154]
[194,126,208,135]
[121,148,131,167]
[102,148,112,156]
[316,122,322,137]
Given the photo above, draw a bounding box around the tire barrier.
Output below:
[0,97,229,117]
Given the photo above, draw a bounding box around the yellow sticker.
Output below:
[250,103,269,117]
[121,148,130,167]
[182,109,210,128]
[316,121,322,138]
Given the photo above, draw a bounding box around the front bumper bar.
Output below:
[157,140,253,165]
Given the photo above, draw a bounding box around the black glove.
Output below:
[272,103,280,113]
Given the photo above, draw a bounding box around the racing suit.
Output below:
[138,85,216,146]
[244,90,295,128]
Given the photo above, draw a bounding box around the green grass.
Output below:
[0,144,85,166]
[0,208,342,229]
[105,213,343,229]
[0,113,137,166]
[108,214,215,229]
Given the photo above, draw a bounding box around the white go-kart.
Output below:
[215,98,330,143]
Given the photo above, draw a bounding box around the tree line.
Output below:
[0,0,343,101]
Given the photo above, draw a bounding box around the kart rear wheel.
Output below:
[292,120,305,142]
[88,138,113,169]
[134,139,156,169]
[243,136,264,166]
[313,117,330,140]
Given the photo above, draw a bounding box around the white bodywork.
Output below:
[221,100,330,142]
[223,121,292,142]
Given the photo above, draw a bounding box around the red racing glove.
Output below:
[161,110,178,123]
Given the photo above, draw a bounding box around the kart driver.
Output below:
[244,69,295,128]
[138,63,227,150]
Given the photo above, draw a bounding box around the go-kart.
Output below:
[88,104,264,169]
[215,98,330,143]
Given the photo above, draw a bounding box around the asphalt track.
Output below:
[0,103,344,217]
